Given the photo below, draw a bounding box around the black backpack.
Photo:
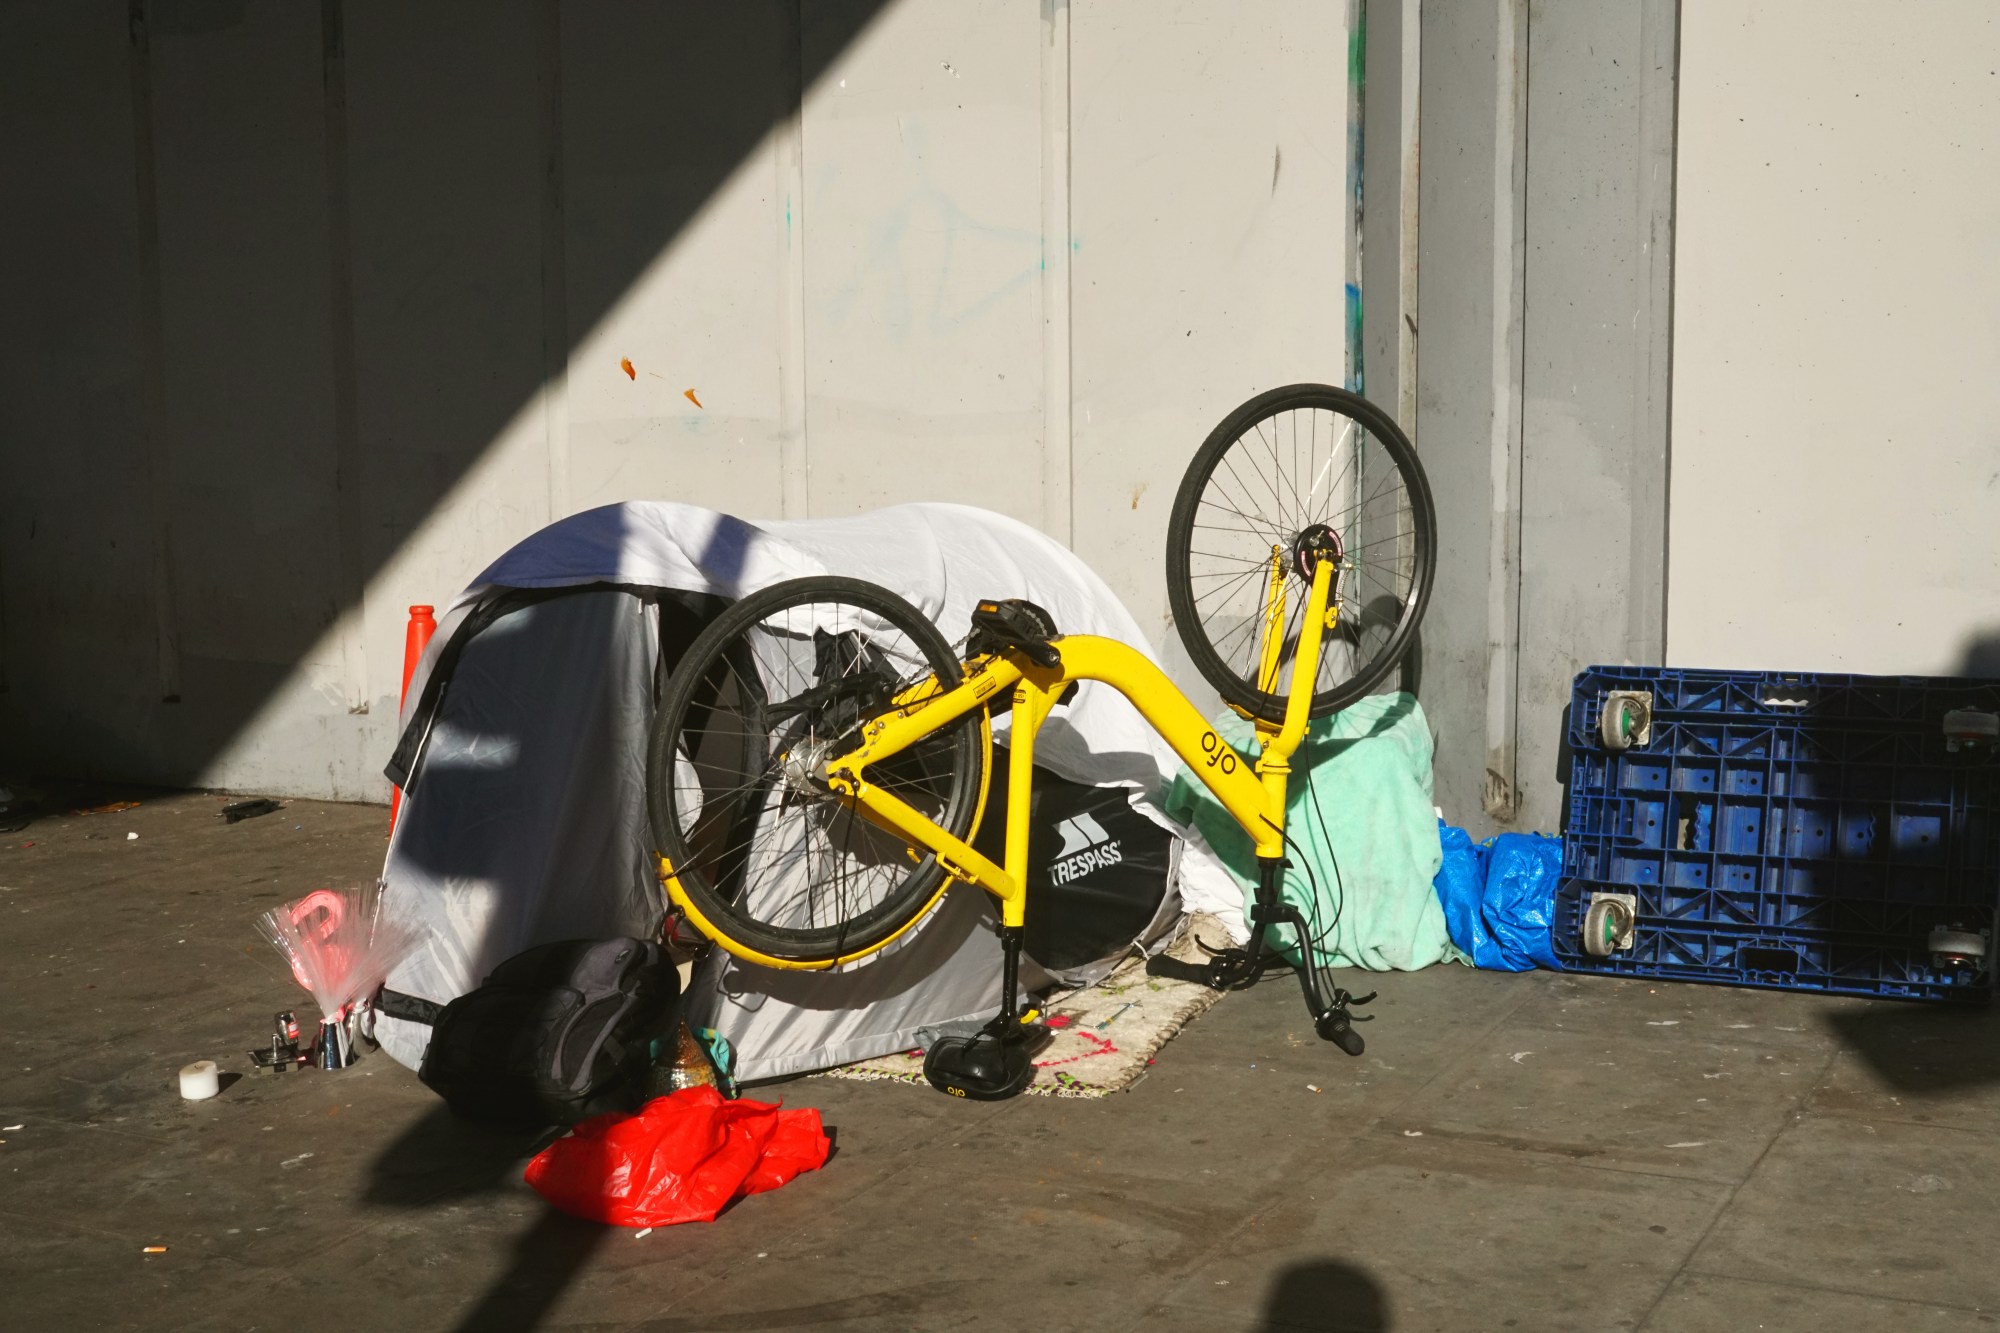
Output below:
[410,937,680,1127]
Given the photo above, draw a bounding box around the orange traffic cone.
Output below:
[387,605,437,836]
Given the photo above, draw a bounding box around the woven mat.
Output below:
[819,914,1232,1098]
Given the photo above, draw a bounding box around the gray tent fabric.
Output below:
[370,500,1220,1081]
[685,892,1009,1084]
[372,590,663,1071]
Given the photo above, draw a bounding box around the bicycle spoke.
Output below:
[1253,417,1310,536]
[1217,450,1293,545]
[1191,565,1267,612]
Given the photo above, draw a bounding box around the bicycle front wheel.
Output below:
[1166,384,1436,724]
[646,576,985,965]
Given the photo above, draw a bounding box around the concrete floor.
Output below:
[3,793,1999,1332]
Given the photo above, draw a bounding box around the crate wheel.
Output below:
[1582,897,1634,958]
[1600,696,1646,750]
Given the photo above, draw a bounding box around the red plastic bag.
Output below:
[523,1087,830,1227]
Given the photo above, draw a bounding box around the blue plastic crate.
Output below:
[1558,666,2000,1001]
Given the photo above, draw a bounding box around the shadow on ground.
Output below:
[368,1105,597,1333]
[1822,1002,2000,1097]
[1262,1257,1390,1332]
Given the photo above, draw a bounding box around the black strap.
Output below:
[384,588,576,790]
[383,591,541,790]
[376,987,444,1027]
[1144,955,1216,985]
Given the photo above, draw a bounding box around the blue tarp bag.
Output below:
[1432,822,1562,971]
[1435,824,1502,968]
[1482,832,1562,970]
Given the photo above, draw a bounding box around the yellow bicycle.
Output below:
[647,385,1436,1097]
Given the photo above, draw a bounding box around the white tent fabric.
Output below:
[419,500,1209,803]
[374,501,1240,1080]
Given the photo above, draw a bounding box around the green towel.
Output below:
[1163,692,1463,971]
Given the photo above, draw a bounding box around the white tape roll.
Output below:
[179,1060,221,1101]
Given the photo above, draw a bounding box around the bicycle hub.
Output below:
[1291,523,1344,587]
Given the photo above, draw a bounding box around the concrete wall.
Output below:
[1361,0,1420,435]
[1413,0,1677,834]
[1668,1,2000,676]
[1414,0,1998,833]
[0,0,1353,799]
[1070,0,1351,689]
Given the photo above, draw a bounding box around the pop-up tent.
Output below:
[371,501,1241,1082]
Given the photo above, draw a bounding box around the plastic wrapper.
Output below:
[524,1086,829,1227]
[1432,822,1563,971]
[254,882,419,1023]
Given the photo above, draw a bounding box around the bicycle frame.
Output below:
[822,549,1339,933]
[649,391,1415,1091]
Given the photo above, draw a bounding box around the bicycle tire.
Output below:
[646,575,984,964]
[1165,384,1436,723]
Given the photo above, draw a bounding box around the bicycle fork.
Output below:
[1246,858,1372,1056]
[1150,857,1373,1056]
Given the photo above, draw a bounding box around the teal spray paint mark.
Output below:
[819,121,1046,341]
[1346,282,1364,399]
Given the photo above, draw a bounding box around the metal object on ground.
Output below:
[250,1010,304,1071]
[1094,1001,1136,1030]
[316,1016,352,1070]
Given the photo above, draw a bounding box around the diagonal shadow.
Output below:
[0,0,895,790]
[365,1104,599,1333]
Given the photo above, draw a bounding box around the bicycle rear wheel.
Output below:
[646,576,985,965]
[1165,384,1436,723]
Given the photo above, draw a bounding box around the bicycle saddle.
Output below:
[922,1014,1053,1100]
[967,598,1062,669]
